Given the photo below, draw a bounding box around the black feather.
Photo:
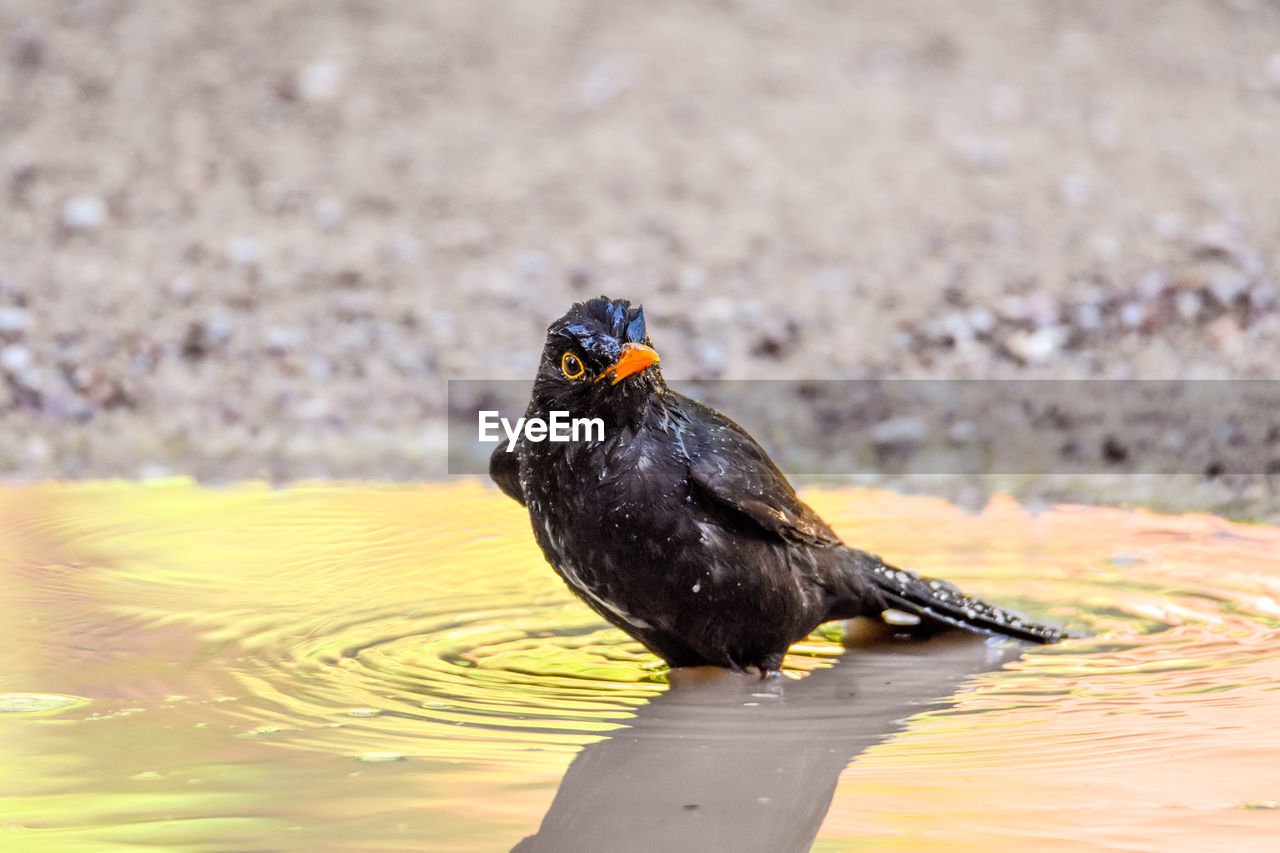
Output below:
[488,438,525,506]
[490,297,1063,671]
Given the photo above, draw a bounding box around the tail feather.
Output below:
[865,562,1063,644]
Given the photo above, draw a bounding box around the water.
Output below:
[1,481,1277,851]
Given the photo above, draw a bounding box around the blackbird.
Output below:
[491,296,1061,673]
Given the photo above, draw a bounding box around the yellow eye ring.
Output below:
[560,351,585,379]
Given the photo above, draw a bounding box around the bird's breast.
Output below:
[524,432,694,569]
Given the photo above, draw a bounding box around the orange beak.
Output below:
[596,343,660,385]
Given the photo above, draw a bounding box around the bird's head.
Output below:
[531,296,664,428]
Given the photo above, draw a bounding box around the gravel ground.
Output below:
[1,1,1278,512]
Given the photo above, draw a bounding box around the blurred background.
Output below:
[1,0,1277,491]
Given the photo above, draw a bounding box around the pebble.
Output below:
[966,308,995,335]
[1074,302,1102,330]
[1152,212,1183,240]
[1206,315,1243,355]
[61,195,107,229]
[698,342,725,371]
[1120,302,1145,328]
[182,319,232,359]
[1061,173,1092,205]
[890,331,914,350]
[871,416,928,447]
[1193,222,1246,263]
[138,464,170,480]
[309,359,333,381]
[313,197,345,229]
[1209,269,1249,305]
[679,265,708,291]
[1137,270,1170,299]
[0,343,33,373]
[387,234,422,264]
[295,395,332,420]
[1174,290,1203,321]
[1092,234,1120,260]
[25,436,50,461]
[997,294,1058,326]
[226,236,261,264]
[263,326,303,352]
[0,306,32,332]
[167,275,197,300]
[297,60,344,102]
[1251,282,1278,310]
[1005,325,1068,364]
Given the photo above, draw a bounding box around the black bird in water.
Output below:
[491,296,1061,673]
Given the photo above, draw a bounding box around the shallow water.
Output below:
[1,481,1277,851]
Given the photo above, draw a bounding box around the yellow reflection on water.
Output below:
[0,480,643,850]
[1,481,1277,851]
[812,496,1280,852]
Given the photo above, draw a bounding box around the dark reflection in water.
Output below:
[516,632,1016,853]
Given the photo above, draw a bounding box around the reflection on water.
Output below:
[515,633,1022,853]
[1,481,1278,851]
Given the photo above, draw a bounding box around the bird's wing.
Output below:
[675,395,842,549]
[489,439,526,505]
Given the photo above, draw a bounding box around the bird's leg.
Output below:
[747,653,786,678]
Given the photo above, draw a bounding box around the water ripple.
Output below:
[3,482,1279,850]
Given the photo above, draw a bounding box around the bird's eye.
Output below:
[560,351,585,379]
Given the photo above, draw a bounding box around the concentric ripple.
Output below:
[2,482,1279,850]
[218,597,848,765]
